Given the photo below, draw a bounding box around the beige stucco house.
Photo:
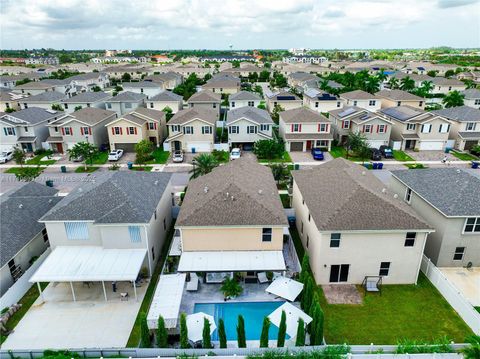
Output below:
[430,78,466,95]
[202,73,241,94]
[266,91,303,112]
[303,89,342,113]
[148,91,184,114]
[292,158,432,285]
[462,89,480,110]
[187,90,221,119]
[226,106,274,148]
[13,82,56,96]
[20,91,66,110]
[340,90,382,111]
[105,91,146,116]
[376,89,425,109]
[389,168,480,267]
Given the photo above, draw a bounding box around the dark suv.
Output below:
[379,145,394,159]
[370,148,382,161]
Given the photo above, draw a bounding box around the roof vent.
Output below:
[382,188,386,193]
[154,180,159,185]
[18,204,23,209]
[258,189,263,195]
[204,186,209,193]
[393,194,398,199]
[456,169,461,174]
[231,195,235,201]
[361,171,366,175]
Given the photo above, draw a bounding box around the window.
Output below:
[248,101,254,107]
[353,100,358,106]
[306,235,309,248]
[113,127,121,135]
[129,226,141,243]
[448,86,452,91]
[405,187,412,203]
[464,217,480,233]
[149,122,155,130]
[23,103,28,108]
[4,127,15,136]
[419,101,423,107]
[152,246,155,261]
[308,213,311,222]
[363,124,372,133]
[163,218,166,231]
[202,126,212,134]
[453,247,465,260]
[342,120,350,129]
[406,123,416,131]
[125,103,132,108]
[439,123,450,133]
[260,124,269,132]
[397,101,402,106]
[336,101,341,107]
[81,127,90,136]
[154,210,157,220]
[474,99,480,105]
[87,103,91,107]
[378,124,386,133]
[231,101,235,108]
[330,233,341,248]
[315,102,319,108]
[316,140,328,147]
[171,125,180,132]
[466,122,476,131]
[183,126,193,134]
[229,126,239,134]
[150,102,154,108]
[128,127,136,135]
[262,228,272,242]
[64,127,72,135]
[42,228,49,243]
[301,221,304,234]
[421,124,432,133]
[292,124,300,132]
[247,125,257,134]
[379,262,390,276]
[369,100,376,106]
[319,123,328,132]
[107,103,112,109]
[213,103,217,108]
[65,222,89,240]
[405,232,416,247]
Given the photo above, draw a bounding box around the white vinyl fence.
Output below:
[421,255,480,334]
[0,248,51,309]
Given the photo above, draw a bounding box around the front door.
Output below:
[174,141,181,151]
[329,264,350,283]
[405,140,416,150]
[57,143,64,153]
[306,140,313,151]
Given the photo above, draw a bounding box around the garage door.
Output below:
[367,140,387,149]
[187,142,211,153]
[290,142,304,151]
[419,141,444,151]
[115,143,136,152]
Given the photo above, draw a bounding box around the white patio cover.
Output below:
[178,251,286,272]
[29,246,147,283]
[268,302,313,338]
[186,312,216,342]
[266,276,304,302]
[147,273,187,329]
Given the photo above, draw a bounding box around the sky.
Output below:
[0,0,479,50]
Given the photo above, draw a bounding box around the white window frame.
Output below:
[378,124,386,133]
[260,124,269,132]
[319,123,327,132]
[406,123,416,131]
[171,125,180,132]
[128,127,136,135]
[64,127,72,135]
[466,122,476,131]
[229,126,239,134]
[364,124,372,133]
[65,222,89,240]
[183,126,194,135]
[113,127,121,135]
[421,124,432,133]
[463,217,480,234]
[405,187,412,203]
[343,120,350,129]
[439,123,450,133]
[247,125,257,134]
[368,100,376,106]
[202,126,212,134]
[292,124,300,132]
[129,226,142,243]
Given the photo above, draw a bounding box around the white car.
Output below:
[172,150,184,163]
[230,148,241,160]
[0,151,14,164]
[108,149,124,161]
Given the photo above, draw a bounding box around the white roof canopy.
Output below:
[147,273,186,329]
[268,302,313,338]
[178,251,286,272]
[187,312,216,343]
[266,276,304,302]
[30,246,147,283]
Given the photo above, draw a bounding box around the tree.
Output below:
[14,167,41,182]
[427,70,437,77]
[442,90,465,108]
[309,301,324,345]
[12,147,26,167]
[400,76,415,91]
[121,72,131,82]
[462,335,480,359]
[444,69,455,78]
[51,104,63,111]
[139,312,151,348]
[301,275,313,312]
[202,317,212,349]
[248,72,258,83]
[67,142,98,170]
[156,315,168,348]
[277,310,287,348]
[299,254,311,284]
[270,163,288,184]
[74,105,82,111]
[220,276,243,299]
[257,102,267,110]
[218,318,227,349]
[295,318,306,346]
[346,131,370,160]
[258,70,270,82]
[259,316,270,348]
[91,85,101,92]
[135,139,153,165]
[416,80,433,97]
[253,85,263,96]
[237,315,246,348]
[387,77,399,90]
[162,106,173,121]
[180,312,189,349]
[189,153,219,179]
[364,77,380,94]
[253,139,285,160]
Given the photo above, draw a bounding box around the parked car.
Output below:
[72,155,84,162]
[0,150,14,163]
[230,148,241,160]
[379,145,394,159]
[370,148,382,161]
[108,149,124,161]
[172,150,184,163]
[311,148,324,161]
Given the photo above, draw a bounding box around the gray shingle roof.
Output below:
[176,157,288,227]
[462,89,480,99]
[108,91,146,102]
[380,106,433,122]
[122,81,162,89]
[149,91,183,102]
[0,107,63,125]
[229,91,261,101]
[188,90,221,103]
[432,106,480,122]
[280,107,330,123]
[292,158,432,231]
[69,107,116,126]
[1,182,61,267]
[340,90,380,100]
[40,171,172,223]
[376,89,423,101]
[24,91,66,103]
[391,168,480,217]
[62,91,111,103]
[226,106,273,125]
[168,107,217,125]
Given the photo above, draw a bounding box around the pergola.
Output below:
[30,246,147,302]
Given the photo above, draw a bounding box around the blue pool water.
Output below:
[194,301,287,341]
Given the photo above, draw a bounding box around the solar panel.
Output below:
[360,114,369,120]
[338,108,356,117]
[277,95,296,101]
[318,93,337,101]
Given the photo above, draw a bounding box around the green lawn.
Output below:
[280,193,290,208]
[126,222,176,347]
[404,163,428,169]
[329,146,365,162]
[450,150,478,161]
[5,167,45,175]
[26,154,57,165]
[393,150,415,161]
[129,166,153,172]
[317,274,472,344]
[0,282,48,345]
[212,150,230,163]
[146,149,170,164]
[258,151,292,163]
[74,166,99,173]
[89,151,109,165]
[475,306,480,313]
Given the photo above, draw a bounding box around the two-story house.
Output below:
[20,91,67,110]
[430,78,466,95]
[164,108,217,153]
[432,106,480,151]
[340,90,382,111]
[0,90,26,112]
[121,81,164,99]
[105,108,166,152]
[105,91,146,116]
[279,107,333,152]
[462,89,480,110]
[226,106,274,149]
[40,79,76,98]
[380,106,453,151]
[292,158,432,285]
[229,91,262,109]
[144,72,183,90]
[202,73,241,94]
[303,89,342,113]
[148,91,184,114]
[13,82,56,96]
[47,107,117,153]
[0,108,65,152]
[187,90,221,119]
[266,91,303,112]
[389,168,479,267]
[376,89,425,109]
[329,106,393,148]
[69,72,110,90]
[61,92,112,114]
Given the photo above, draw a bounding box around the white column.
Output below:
[70,281,76,302]
[102,281,107,302]
[133,281,138,302]
[37,282,44,302]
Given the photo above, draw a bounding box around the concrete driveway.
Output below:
[289,151,333,164]
[406,150,458,162]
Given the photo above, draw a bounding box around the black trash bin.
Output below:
[45,180,54,187]
[60,165,67,173]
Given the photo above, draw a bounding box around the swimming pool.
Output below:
[194,301,287,341]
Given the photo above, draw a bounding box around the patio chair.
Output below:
[257,272,269,283]
[120,292,129,301]
[186,273,199,291]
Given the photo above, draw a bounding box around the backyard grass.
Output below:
[5,167,45,175]
[0,282,49,345]
[146,149,170,164]
[129,166,153,172]
[289,225,305,261]
[450,150,478,161]
[26,154,57,165]
[258,151,292,163]
[126,222,176,347]
[393,150,415,161]
[475,306,480,313]
[317,274,472,344]
[74,166,99,173]
[329,146,365,162]
[280,193,290,208]
[404,163,428,169]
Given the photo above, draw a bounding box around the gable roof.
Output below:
[122,81,162,89]
[40,171,172,224]
[149,90,183,102]
[376,89,423,101]
[67,107,116,126]
[462,89,480,99]
[229,91,261,101]
[380,105,447,123]
[188,90,221,103]
[267,91,301,102]
[168,107,217,125]
[0,107,63,125]
[280,107,330,123]
[61,91,111,103]
[340,90,380,100]
[226,106,273,125]
[432,106,480,123]
[292,158,431,231]
[14,82,55,90]
[431,77,465,86]
[391,168,480,217]
[304,88,338,101]
[1,182,61,267]
[108,91,146,102]
[23,91,66,103]
[176,157,288,227]
[330,106,390,124]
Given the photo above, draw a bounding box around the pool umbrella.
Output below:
[268,302,312,338]
[186,312,216,342]
[266,276,304,301]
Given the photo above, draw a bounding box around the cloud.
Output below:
[437,0,478,8]
[323,9,345,18]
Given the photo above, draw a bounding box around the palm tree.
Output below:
[442,90,465,108]
[364,77,380,94]
[387,77,400,90]
[419,80,434,95]
[189,153,219,179]
[319,78,330,91]
[400,77,415,91]
[376,69,388,82]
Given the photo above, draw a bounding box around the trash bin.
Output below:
[444,147,451,153]
[472,161,479,169]
[192,147,196,154]
[60,165,66,173]
[127,161,133,169]
[294,164,300,170]
[372,163,378,170]
[45,180,53,187]
[378,162,384,170]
